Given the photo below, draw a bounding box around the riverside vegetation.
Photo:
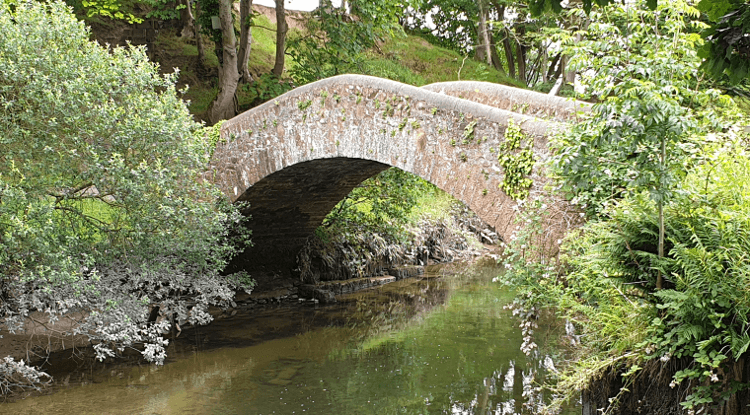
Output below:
[497,0,750,413]
[0,0,253,395]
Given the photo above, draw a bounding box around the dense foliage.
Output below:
[0,0,251,381]
[697,0,750,84]
[498,0,750,411]
[503,140,750,411]
[287,0,405,84]
[554,0,735,217]
[528,0,750,86]
[321,168,436,241]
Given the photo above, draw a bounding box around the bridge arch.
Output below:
[209,75,584,273]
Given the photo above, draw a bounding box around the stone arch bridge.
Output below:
[208,75,588,274]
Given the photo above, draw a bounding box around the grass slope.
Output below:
[147,11,519,117]
[373,35,523,87]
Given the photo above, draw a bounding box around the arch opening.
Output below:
[226,157,390,275]
[224,157,497,288]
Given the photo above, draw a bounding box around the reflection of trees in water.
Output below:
[314,263,568,414]
[447,352,562,414]
[141,353,256,414]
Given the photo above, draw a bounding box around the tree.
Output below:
[0,0,251,369]
[405,0,566,87]
[238,0,253,83]
[552,0,735,287]
[287,0,404,84]
[196,0,254,123]
[272,0,287,77]
[476,0,493,66]
[528,0,750,85]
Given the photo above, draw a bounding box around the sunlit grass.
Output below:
[374,35,523,87]
[408,188,460,223]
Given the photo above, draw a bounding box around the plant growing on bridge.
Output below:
[197,120,226,157]
[497,119,534,200]
[0,0,251,387]
[463,120,477,143]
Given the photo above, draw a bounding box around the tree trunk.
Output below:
[237,0,253,83]
[272,0,287,77]
[208,0,240,124]
[179,0,195,38]
[489,34,505,74]
[564,55,576,84]
[476,1,492,66]
[502,29,515,79]
[193,1,206,66]
[563,34,579,85]
[548,75,564,96]
[546,52,561,80]
[540,42,548,83]
[516,26,527,85]
[487,4,505,73]
[194,1,206,65]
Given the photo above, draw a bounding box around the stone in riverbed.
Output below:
[298,284,337,303]
[317,276,397,295]
[386,265,424,280]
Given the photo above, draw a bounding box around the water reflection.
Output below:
[3,261,578,415]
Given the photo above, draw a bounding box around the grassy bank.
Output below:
[136,7,518,118]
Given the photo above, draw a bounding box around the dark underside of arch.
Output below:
[225,157,390,276]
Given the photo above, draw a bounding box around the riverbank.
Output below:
[0,203,500,399]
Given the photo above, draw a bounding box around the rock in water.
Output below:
[298,284,337,304]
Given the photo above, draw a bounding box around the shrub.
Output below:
[0,0,251,376]
[500,143,750,410]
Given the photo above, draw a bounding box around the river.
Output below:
[2,260,578,414]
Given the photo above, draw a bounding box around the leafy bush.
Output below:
[500,143,750,410]
[287,0,402,85]
[553,0,736,218]
[0,0,251,374]
[321,168,436,241]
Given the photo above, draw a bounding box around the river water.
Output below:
[2,261,578,414]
